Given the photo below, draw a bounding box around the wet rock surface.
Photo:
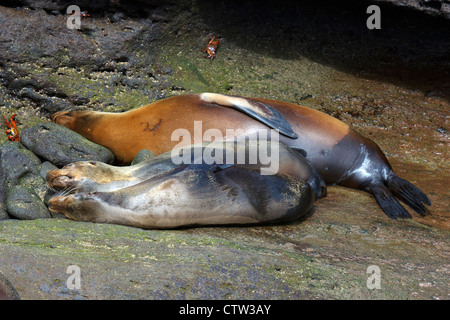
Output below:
[0,0,448,300]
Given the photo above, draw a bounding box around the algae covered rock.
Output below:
[0,141,41,186]
[0,141,53,220]
[21,122,115,167]
[6,185,51,220]
[131,149,155,165]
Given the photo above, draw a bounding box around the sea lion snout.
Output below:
[52,111,76,129]
[46,162,100,190]
[48,195,72,217]
[46,169,77,190]
[48,193,95,220]
[48,174,73,190]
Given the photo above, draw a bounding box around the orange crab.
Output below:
[201,36,220,62]
[3,114,20,142]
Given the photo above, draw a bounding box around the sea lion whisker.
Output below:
[53,185,80,198]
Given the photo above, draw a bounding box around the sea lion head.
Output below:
[46,161,136,193]
[48,192,106,222]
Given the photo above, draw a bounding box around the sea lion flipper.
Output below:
[211,163,234,172]
[386,174,431,216]
[231,101,299,139]
[370,173,431,219]
[200,93,298,139]
[369,183,412,219]
[289,146,308,158]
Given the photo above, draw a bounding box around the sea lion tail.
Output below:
[386,173,431,216]
[369,173,431,219]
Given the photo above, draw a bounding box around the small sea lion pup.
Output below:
[52,93,431,219]
[47,140,324,229]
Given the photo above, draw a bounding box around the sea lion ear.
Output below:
[200,93,299,139]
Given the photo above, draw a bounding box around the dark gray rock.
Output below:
[0,142,46,220]
[0,271,20,300]
[40,161,58,180]
[18,172,48,204]
[0,142,41,187]
[6,185,51,220]
[21,123,115,167]
[131,149,155,165]
[0,142,57,220]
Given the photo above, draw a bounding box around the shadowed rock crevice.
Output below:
[195,0,450,101]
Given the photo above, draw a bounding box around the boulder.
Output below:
[6,185,51,220]
[21,123,115,167]
[131,149,155,165]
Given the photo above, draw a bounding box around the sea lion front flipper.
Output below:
[200,93,298,139]
[289,146,308,158]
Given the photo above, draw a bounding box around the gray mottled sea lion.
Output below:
[47,140,323,229]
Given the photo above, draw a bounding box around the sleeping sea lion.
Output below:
[52,93,431,219]
[47,140,320,229]
[46,139,326,199]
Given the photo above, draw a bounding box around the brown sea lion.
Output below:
[47,140,319,229]
[52,93,431,219]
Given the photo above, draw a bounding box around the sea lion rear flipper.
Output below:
[200,93,298,139]
[368,175,431,219]
[369,183,412,219]
[386,173,431,216]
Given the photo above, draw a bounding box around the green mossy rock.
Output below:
[6,185,51,220]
